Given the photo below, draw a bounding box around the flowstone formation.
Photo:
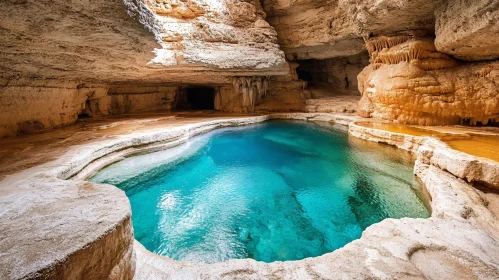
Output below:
[357,35,499,125]
[232,76,270,111]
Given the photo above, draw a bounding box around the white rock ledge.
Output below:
[1,114,498,279]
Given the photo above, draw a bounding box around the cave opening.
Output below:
[296,65,313,82]
[78,100,92,119]
[175,87,215,110]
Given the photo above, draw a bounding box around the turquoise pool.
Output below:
[90,121,429,263]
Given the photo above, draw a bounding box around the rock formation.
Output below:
[262,0,440,60]
[256,62,310,112]
[357,34,499,125]
[0,0,290,137]
[232,76,270,111]
[0,0,286,83]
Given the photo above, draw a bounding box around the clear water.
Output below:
[90,121,429,263]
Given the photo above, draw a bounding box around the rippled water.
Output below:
[90,121,429,263]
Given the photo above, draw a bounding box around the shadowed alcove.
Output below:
[175,87,216,110]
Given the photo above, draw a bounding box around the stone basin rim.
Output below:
[2,113,499,279]
[76,115,432,264]
[349,121,499,188]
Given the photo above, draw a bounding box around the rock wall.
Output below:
[104,85,178,115]
[0,0,287,84]
[256,62,310,112]
[262,0,365,60]
[0,80,184,138]
[132,0,288,77]
[0,80,105,138]
[263,0,440,60]
[357,35,499,125]
[0,76,308,137]
[435,0,499,61]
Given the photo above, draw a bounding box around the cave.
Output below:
[1,0,499,279]
[175,87,215,110]
[294,52,370,96]
[78,100,92,119]
[296,65,313,82]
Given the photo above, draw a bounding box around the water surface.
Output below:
[91,121,429,263]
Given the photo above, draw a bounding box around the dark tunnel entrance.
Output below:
[296,66,313,82]
[175,87,215,110]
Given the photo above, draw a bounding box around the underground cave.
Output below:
[1,1,499,279]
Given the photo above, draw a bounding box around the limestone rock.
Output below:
[305,96,359,114]
[358,35,499,125]
[0,0,287,84]
[263,0,364,60]
[0,176,134,279]
[257,62,310,112]
[435,0,499,61]
[140,0,288,73]
[215,63,311,113]
[263,0,440,60]
[0,80,105,137]
[0,80,181,138]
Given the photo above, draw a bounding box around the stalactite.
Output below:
[365,35,412,55]
[368,37,458,71]
[232,76,270,111]
[474,64,498,77]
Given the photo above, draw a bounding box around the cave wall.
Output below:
[296,52,369,94]
[257,62,310,112]
[105,86,178,115]
[435,0,499,61]
[0,77,308,137]
[0,81,104,137]
[0,0,291,138]
[0,81,182,138]
[1,0,499,139]
[263,0,440,60]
